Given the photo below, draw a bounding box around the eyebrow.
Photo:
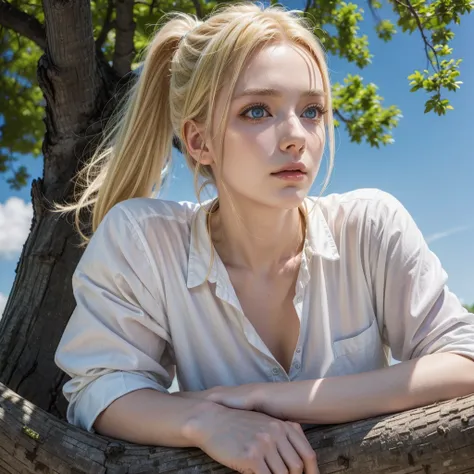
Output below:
[233,88,327,100]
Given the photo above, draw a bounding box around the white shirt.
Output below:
[54,188,474,432]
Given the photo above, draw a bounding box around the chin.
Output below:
[273,189,309,209]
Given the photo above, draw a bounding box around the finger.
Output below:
[252,458,273,474]
[276,436,305,474]
[285,423,319,474]
[264,446,290,474]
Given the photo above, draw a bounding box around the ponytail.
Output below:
[56,16,195,244]
[57,3,335,248]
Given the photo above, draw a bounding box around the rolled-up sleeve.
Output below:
[369,191,474,362]
[54,204,174,432]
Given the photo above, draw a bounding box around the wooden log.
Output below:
[1,382,474,473]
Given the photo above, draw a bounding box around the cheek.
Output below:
[225,121,274,157]
[309,126,326,151]
[320,126,326,145]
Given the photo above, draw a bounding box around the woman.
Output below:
[54,3,474,474]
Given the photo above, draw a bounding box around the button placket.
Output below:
[270,366,281,382]
[290,346,302,375]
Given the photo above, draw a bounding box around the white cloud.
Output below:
[0,292,7,319]
[0,197,33,259]
[426,225,471,244]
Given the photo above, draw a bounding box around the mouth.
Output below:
[271,162,308,175]
[272,163,307,181]
[271,169,307,181]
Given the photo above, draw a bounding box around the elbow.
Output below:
[441,352,474,397]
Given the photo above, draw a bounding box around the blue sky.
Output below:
[0,1,473,314]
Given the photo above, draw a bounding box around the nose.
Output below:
[279,115,306,157]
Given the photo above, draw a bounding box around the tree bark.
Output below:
[1,382,474,473]
[113,0,136,76]
[0,0,117,416]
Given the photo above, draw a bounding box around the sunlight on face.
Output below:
[211,41,327,210]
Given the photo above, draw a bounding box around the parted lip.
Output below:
[271,162,307,174]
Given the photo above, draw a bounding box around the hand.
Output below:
[172,384,262,411]
[185,403,319,474]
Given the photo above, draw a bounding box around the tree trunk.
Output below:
[2,0,474,472]
[0,179,84,419]
[0,0,118,416]
[1,382,474,473]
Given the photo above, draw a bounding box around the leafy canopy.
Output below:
[0,0,471,188]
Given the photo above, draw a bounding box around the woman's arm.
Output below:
[94,388,218,447]
[178,352,474,424]
[253,352,474,424]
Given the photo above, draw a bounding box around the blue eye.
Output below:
[304,107,318,119]
[240,103,327,122]
[243,105,269,120]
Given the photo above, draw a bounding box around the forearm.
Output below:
[94,388,220,447]
[260,353,474,424]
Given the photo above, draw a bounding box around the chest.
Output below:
[168,251,388,392]
[227,267,301,374]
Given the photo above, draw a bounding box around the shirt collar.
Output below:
[187,199,220,289]
[186,197,340,289]
[303,196,341,262]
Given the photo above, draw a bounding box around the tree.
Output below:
[2,380,474,473]
[2,0,471,189]
[0,0,473,471]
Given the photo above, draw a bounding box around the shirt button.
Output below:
[272,367,280,375]
[295,296,303,304]
[296,348,301,353]
[294,362,301,369]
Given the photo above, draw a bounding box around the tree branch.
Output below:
[0,0,46,49]
[149,0,157,16]
[96,0,115,51]
[366,0,382,24]
[2,381,474,473]
[192,0,203,18]
[391,0,440,72]
[334,109,350,124]
[304,0,312,13]
[113,0,136,77]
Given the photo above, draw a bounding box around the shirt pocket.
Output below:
[325,318,386,377]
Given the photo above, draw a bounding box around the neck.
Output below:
[208,196,306,275]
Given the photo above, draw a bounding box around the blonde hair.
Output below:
[58,1,335,244]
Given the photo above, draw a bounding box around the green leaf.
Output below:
[1,0,470,187]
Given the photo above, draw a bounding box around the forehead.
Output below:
[232,42,325,97]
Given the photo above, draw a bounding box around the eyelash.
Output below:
[239,102,328,122]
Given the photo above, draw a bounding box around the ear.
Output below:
[182,120,214,166]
